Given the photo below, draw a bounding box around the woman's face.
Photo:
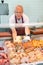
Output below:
[15,6,23,19]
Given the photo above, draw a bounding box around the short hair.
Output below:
[15,5,23,13]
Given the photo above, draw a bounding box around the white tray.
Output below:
[19,61,43,65]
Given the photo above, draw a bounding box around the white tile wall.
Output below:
[1,15,9,24]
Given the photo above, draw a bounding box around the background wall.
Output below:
[0,0,43,23]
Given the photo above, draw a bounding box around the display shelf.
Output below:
[0,22,43,28]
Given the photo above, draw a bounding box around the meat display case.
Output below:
[0,23,43,65]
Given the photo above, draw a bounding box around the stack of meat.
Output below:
[0,47,10,65]
[5,39,43,65]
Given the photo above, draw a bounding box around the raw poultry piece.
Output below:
[34,48,43,61]
[0,47,4,50]
[25,46,35,53]
[27,48,43,63]
[5,41,15,48]
[10,53,21,64]
[0,53,10,65]
[14,36,22,43]
[10,57,20,65]
[22,41,33,49]
[20,57,29,63]
[32,40,43,47]
[27,51,37,63]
